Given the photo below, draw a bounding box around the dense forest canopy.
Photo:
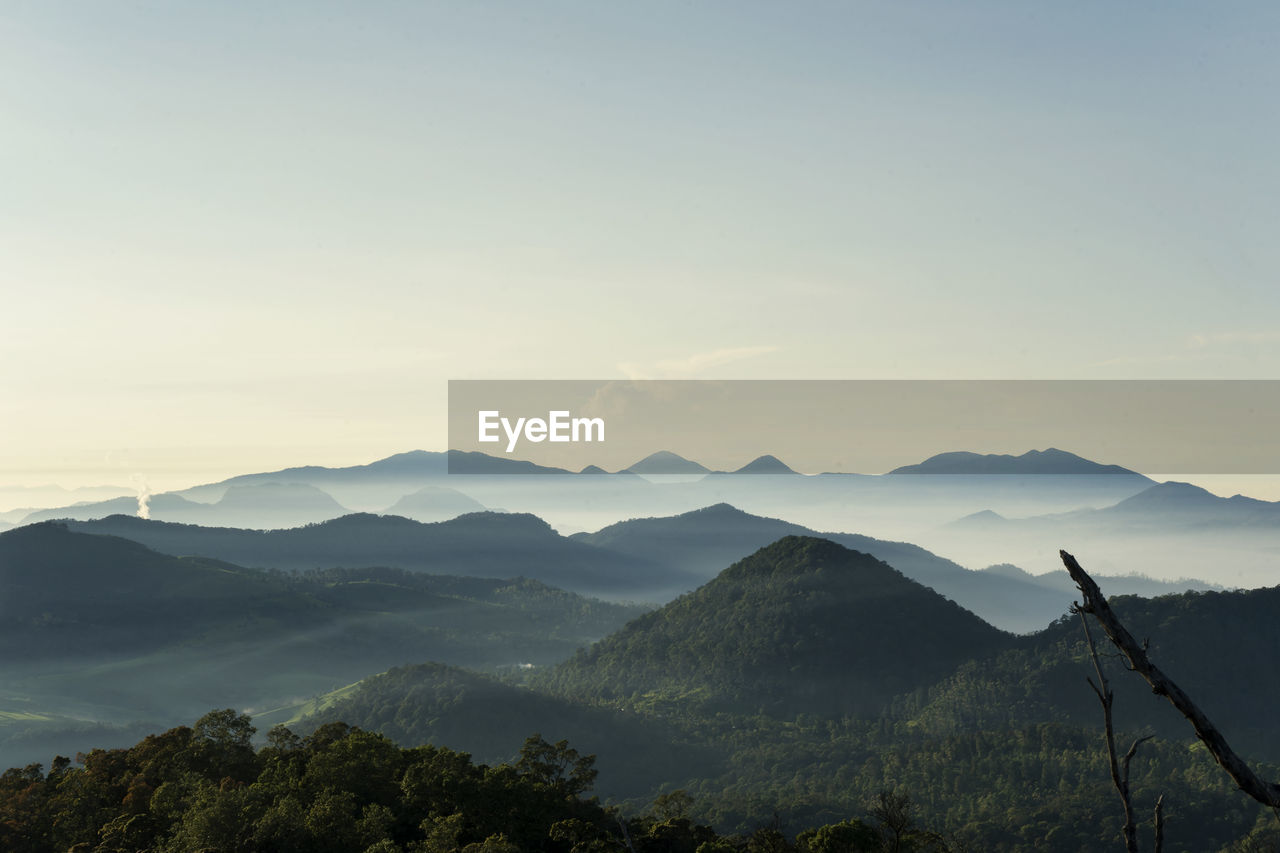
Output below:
[0,710,958,853]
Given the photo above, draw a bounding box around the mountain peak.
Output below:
[689,502,749,517]
[732,455,796,474]
[624,451,710,476]
[542,535,1010,718]
[442,510,556,535]
[950,509,1007,528]
[980,562,1034,580]
[217,481,345,509]
[719,535,864,580]
[445,450,572,475]
[889,448,1146,477]
[1110,480,1220,511]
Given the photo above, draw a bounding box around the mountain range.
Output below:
[62,511,693,600]
[37,493,1228,632]
[278,534,1280,849]
[889,448,1149,477]
[5,447,1164,537]
[0,520,646,767]
[957,479,1280,531]
[3,442,1278,851]
[2,498,1278,849]
[570,503,1215,632]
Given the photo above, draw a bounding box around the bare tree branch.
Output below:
[1075,604,1143,852]
[1062,549,1280,808]
[1122,735,1154,788]
[1153,794,1164,853]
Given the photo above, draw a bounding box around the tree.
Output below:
[1061,550,1280,809]
[796,819,879,853]
[652,790,694,821]
[870,791,914,853]
[1071,594,1159,853]
[190,709,257,783]
[1062,549,1280,853]
[515,734,598,797]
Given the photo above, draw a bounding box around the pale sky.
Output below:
[3,2,1280,493]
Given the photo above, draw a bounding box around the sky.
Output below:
[3,2,1280,494]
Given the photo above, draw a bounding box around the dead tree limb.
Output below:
[1153,794,1164,853]
[1075,603,1150,853]
[1061,549,1280,808]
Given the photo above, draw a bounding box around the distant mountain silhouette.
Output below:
[539,537,1013,717]
[1113,480,1221,509]
[20,493,208,525]
[0,520,647,757]
[1104,481,1280,527]
[889,448,1150,477]
[210,482,349,528]
[21,483,351,530]
[163,450,631,514]
[176,450,450,502]
[0,484,133,516]
[953,509,1007,527]
[20,448,1157,536]
[383,486,486,522]
[0,522,298,656]
[0,521,640,655]
[624,451,710,476]
[218,481,344,510]
[725,455,798,475]
[66,511,692,600]
[976,561,1218,597]
[980,562,1035,580]
[0,508,29,525]
[444,451,573,475]
[573,503,1078,633]
[958,480,1280,532]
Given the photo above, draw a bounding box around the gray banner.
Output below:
[447,380,1280,474]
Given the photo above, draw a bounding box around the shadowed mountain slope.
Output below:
[538,536,1013,717]
[889,448,1150,478]
[65,511,690,600]
[288,662,718,798]
[574,503,1080,632]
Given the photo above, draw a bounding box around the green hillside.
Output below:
[538,536,1013,717]
[67,511,691,599]
[0,523,645,768]
[279,540,1280,850]
[291,662,718,796]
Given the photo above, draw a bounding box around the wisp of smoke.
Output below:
[131,474,151,520]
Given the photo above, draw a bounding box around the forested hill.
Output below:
[571,502,1079,632]
[283,547,1280,849]
[0,521,647,748]
[536,536,1014,717]
[291,662,720,796]
[65,511,691,599]
[915,581,1280,762]
[0,521,314,656]
[0,522,643,664]
[7,529,1280,849]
